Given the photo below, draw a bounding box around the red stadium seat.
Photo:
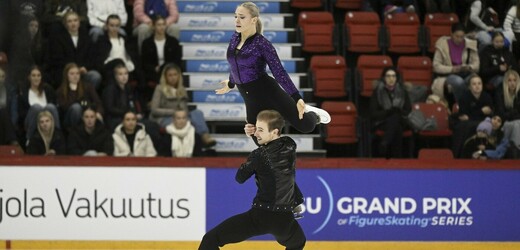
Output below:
[321,101,358,144]
[423,13,459,54]
[418,148,454,159]
[412,103,453,149]
[297,11,336,53]
[354,55,393,99]
[290,0,325,10]
[309,55,349,99]
[0,145,24,156]
[334,0,363,10]
[397,56,433,88]
[384,12,422,54]
[343,11,383,54]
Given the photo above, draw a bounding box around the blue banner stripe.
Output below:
[179,30,288,43]
[178,1,280,13]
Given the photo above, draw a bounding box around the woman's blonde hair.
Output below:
[158,63,187,99]
[239,2,263,34]
[503,69,520,109]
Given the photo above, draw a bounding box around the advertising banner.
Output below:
[186,60,296,73]
[187,73,301,89]
[206,168,520,241]
[179,30,289,43]
[182,43,294,59]
[178,1,281,13]
[178,14,286,29]
[0,167,206,241]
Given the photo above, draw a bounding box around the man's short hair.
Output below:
[257,110,284,135]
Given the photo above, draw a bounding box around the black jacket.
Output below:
[479,44,519,84]
[26,128,66,155]
[141,34,182,82]
[17,83,57,127]
[66,121,113,155]
[495,88,520,122]
[236,136,301,212]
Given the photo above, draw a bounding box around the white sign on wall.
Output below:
[0,167,206,241]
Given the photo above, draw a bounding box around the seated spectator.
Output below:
[479,32,518,91]
[26,110,66,155]
[56,63,104,129]
[369,67,412,158]
[166,108,203,157]
[464,0,501,50]
[94,14,139,88]
[461,117,495,158]
[27,17,48,72]
[0,107,20,147]
[149,63,216,147]
[48,11,101,89]
[141,14,181,85]
[18,66,60,142]
[133,0,180,54]
[112,110,157,157]
[474,119,520,159]
[102,63,146,131]
[432,23,480,109]
[42,0,88,37]
[495,69,520,122]
[67,105,113,156]
[451,73,494,158]
[87,0,127,43]
[503,1,520,61]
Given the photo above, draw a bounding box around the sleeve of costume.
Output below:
[260,38,302,102]
[236,149,260,183]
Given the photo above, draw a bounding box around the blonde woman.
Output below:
[495,69,520,122]
[149,63,216,147]
[26,110,66,155]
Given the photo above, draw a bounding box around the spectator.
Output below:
[464,0,500,50]
[432,23,480,109]
[102,63,142,130]
[461,116,495,158]
[133,0,180,54]
[94,14,139,87]
[42,0,88,37]
[474,119,520,159]
[48,11,101,89]
[479,31,518,91]
[56,63,104,129]
[149,63,216,147]
[166,108,203,157]
[0,107,20,147]
[26,110,66,155]
[494,69,520,122]
[451,73,494,157]
[18,66,60,142]
[141,15,182,85]
[370,67,412,158]
[27,17,47,71]
[503,1,520,60]
[86,0,127,43]
[67,105,113,156]
[112,110,157,157]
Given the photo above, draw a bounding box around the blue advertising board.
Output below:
[179,30,289,43]
[186,60,297,73]
[206,168,520,241]
[178,1,280,13]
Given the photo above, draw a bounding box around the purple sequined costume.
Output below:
[226,32,317,133]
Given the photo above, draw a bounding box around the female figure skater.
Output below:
[216,1,331,134]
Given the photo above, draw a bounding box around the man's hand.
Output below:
[244,123,255,137]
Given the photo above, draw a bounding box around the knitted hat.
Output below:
[476,117,493,136]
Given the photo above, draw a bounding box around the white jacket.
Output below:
[112,124,157,157]
[87,0,128,27]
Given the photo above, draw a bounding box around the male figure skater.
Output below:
[198,110,306,250]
